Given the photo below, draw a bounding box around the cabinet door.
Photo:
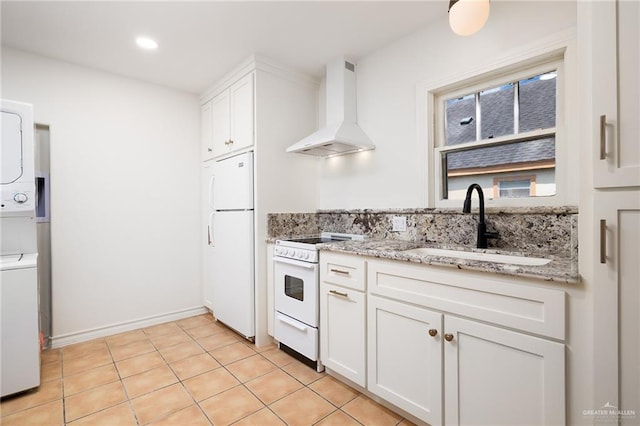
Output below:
[368,295,443,425]
[211,89,230,156]
[320,282,366,386]
[592,0,640,188]
[201,101,214,161]
[594,191,640,416]
[444,316,565,426]
[229,73,254,152]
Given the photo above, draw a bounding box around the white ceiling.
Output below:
[1,1,443,94]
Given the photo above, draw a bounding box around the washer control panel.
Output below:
[1,184,36,215]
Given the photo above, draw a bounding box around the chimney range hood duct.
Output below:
[286,58,374,157]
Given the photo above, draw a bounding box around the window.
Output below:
[493,176,536,198]
[433,59,561,204]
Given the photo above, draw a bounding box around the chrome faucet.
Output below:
[462,183,499,249]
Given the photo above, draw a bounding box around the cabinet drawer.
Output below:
[274,312,318,361]
[320,253,366,291]
[368,259,565,340]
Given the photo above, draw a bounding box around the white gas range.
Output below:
[273,232,364,372]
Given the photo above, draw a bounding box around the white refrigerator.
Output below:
[208,151,255,338]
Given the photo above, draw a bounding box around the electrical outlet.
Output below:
[392,216,407,232]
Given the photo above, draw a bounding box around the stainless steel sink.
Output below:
[401,247,551,266]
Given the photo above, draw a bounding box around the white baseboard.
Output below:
[50,306,209,348]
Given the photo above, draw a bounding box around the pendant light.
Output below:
[448,0,490,36]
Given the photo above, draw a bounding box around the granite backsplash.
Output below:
[268,207,578,259]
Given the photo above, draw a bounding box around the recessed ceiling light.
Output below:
[136,37,158,50]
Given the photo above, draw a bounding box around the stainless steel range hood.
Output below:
[286,58,374,157]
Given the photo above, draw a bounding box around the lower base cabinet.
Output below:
[444,316,565,426]
[368,297,566,426]
[320,253,566,425]
[367,295,443,424]
[320,282,366,387]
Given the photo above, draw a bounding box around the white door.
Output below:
[273,257,319,327]
[210,210,254,338]
[367,295,443,425]
[211,89,231,156]
[592,0,640,188]
[211,152,253,211]
[229,73,254,152]
[201,101,214,161]
[594,191,640,416]
[1,110,24,184]
[444,315,565,426]
[320,282,366,387]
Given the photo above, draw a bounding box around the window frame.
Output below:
[493,175,537,198]
[425,49,567,209]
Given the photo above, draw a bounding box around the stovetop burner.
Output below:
[284,237,337,244]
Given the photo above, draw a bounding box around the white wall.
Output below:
[1,48,202,343]
[318,1,577,210]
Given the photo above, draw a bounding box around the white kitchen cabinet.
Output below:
[364,258,565,425]
[320,252,367,387]
[201,100,214,161]
[444,316,565,426]
[367,294,565,426]
[211,73,254,157]
[368,295,443,425]
[592,0,640,189]
[593,191,640,415]
[320,282,366,387]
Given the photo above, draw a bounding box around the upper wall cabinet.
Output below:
[202,72,255,161]
[213,73,254,157]
[592,0,640,188]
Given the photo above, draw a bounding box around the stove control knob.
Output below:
[13,193,28,204]
[302,252,309,260]
[296,251,302,258]
[287,249,294,256]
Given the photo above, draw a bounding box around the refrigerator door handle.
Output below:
[209,212,215,246]
[209,175,215,209]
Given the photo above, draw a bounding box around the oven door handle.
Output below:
[277,313,308,332]
[273,257,316,269]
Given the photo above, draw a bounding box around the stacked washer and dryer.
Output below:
[1,99,40,397]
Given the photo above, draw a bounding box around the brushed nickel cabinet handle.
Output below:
[600,219,607,264]
[330,268,350,276]
[600,115,607,160]
[329,289,349,298]
[444,333,454,342]
[207,147,213,152]
[428,329,438,337]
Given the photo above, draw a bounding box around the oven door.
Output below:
[273,256,319,328]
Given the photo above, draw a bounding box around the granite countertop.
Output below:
[316,239,579,284]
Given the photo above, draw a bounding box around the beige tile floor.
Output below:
[0,313,415,425]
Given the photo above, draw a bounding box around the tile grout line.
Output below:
[104,339,143,426]
[8,315,408,426]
